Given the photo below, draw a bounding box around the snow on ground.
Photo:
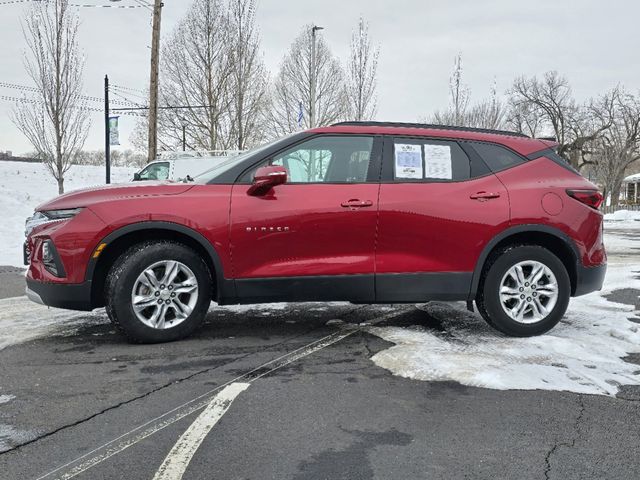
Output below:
[368,229,640,396]
[604,209,640,230]
[604,209,640,221]
[0,160,136,267]
[0,296,106,351]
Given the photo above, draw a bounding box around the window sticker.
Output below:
[394,144,423,179]
[424,144,452,179]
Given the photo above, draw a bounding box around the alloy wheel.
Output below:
[499,260,559,324]
[130,260,199,329]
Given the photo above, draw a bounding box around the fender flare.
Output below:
[468,224,580,300]
[85,221,228,298]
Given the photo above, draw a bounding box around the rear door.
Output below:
[229,134,382,303]
[375,136,510,302]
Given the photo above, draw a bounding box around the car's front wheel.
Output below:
[476,245,571,336]
[105,240,212,343]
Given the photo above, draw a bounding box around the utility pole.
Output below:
[309,25,323,129]
[104,74,110,184]
[147,0,163,163]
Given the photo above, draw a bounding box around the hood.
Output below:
[36,181,195,211]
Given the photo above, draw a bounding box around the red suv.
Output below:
[24,122,606,343]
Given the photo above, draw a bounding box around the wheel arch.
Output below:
[470,225,580,300]
[87,221,229,308]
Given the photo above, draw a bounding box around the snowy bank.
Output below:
[604,209,640,221]
[0,161,135,266]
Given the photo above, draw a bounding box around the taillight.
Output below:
[566,189,603,210]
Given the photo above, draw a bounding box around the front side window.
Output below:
[246,136,374,183]
[138,162,170,180]
[393,138,470,182]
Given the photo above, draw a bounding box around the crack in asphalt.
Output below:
[0,312,364,456]
[543,394,586,480]
[0,357,246,455]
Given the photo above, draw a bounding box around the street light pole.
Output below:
[182,120,186,152]
[104,74,110,184]
[147,0,163,163]
[310,25,323,129]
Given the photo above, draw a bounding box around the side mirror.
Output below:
[133,172,141,181]
[247,165,287,196]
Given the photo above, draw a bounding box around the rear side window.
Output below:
[470,142,525,172]
[393,138,470,182]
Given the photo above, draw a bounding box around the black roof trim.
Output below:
[331,121,529,138]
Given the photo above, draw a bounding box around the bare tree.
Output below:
[12,0,90,194]
[227,0,268,149]
[505,98,543,137]
[508,71,614,170]
[158,0,233,150]
[265,25,348,137]
[449,53,469,125]
[432,53,473,127]
[432,70,504,130]
[592,89,640,205]
[465,80,505,129]
[346,16,379,121]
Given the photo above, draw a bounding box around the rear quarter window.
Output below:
[470,142,526,172]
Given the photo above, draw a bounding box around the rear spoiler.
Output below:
[535,137,559,149]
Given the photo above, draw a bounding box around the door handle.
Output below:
[341,199,373,208]
[470,191,501,200]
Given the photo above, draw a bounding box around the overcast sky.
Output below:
[0,0,638,154]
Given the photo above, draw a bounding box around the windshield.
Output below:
[193,136,289,184]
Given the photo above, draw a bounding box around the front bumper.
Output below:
[573,263,607,297]
[25,278,93,311]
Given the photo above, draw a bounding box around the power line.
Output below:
[0,0,31,5]
[0,0,149,7]
[111,83,147,95]
[0,93,142,116]
[109,88,147,108]
[68,2,148,8]
[0,81,136,106]
[132,0,153,12]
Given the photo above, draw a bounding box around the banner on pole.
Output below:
[109,116,120,146]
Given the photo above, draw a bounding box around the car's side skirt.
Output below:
[376,272,472,302]
[222,272,472,305]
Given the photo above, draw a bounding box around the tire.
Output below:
[476,245,571,337]
[105,240,212,343]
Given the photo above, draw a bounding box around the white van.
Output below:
[133,156,226,182]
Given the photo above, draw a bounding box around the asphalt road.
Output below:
[0,267,639,480]
[0,266,26,298]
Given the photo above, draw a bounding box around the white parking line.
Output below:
[35,309,408,480]
[152,382,250,480]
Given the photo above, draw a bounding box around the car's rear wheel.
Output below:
[476,245,570,336]
[105,240,211,343]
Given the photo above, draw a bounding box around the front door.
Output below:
[229,135,382,303]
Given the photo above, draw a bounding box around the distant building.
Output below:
[623,172,640,204]
[0,151,39,163]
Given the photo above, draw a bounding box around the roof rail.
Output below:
[331,121,529,138]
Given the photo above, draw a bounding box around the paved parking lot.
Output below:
[0,292,639,478]
[0,226,639,479]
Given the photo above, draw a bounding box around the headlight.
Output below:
[25,208,83,237]
[42,208,83,220]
